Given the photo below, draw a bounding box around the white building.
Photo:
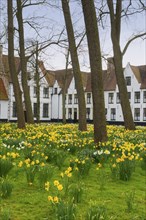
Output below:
[47,58,146,124]
[0,47,146,124]
[0,49,51,122]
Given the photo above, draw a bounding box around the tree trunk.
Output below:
[107,0,135,130]
[7,0,25,129]
[62,48,70,124]
[62,86,66,124]
[16,0,34,124]
[81,0,107,144]
[35,42,40,123]
[61,0,87,131]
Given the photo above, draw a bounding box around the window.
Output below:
[33,103,37,118]
[54,88,57,94]
[86,108,90,119]
[143,108,146,121]
[43,103,49,118]
[134,108,140,121]
[134,92,140,103]
[27,72,31,80]
[43,87,49,98]
[87,93,91,104]
[68,108,72,119]
[74,94,78,104]
[108,93,114,104]
[68,94,72,104]
[13,102,17,117]
[111,108,116,120]
[143,91,146,103]
[33,86,37,97]
[125,76,131,86]
[116,93,120,103]
[128,92,131,100]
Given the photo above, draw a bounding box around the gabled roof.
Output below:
[0,78,8,100]
[1,54,146,92]
[38,61,55,86]
[130,65,146,89]
[53,69,73,90]
[85,70,117,92]
[2,55,20,82]
[139,66,146,89]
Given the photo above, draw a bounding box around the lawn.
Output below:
[0,123,146,220]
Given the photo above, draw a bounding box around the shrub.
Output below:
[69,183,83,203]
[119,159,135,181]
[140,151,146,170]
[0,178,13,199]
[55,200,76,220]
[0,159,13,178]
[85,204,107,220]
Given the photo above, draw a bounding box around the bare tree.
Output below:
[7,0,25,129]
[35,41,40,123]
[62,48,70,124]
[107,0,135,130]
[61,0,87,131]
[16,0,34,124]
[81,0,107,144]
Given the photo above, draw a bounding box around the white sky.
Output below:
[1,0,146,71]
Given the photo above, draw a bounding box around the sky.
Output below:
[0,0,146,71]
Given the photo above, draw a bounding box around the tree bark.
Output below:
[16,0,34,124]
[7,0,25,129]
[62,48,70,124]
[107,0,135,130]
[61,0,87,131]
[35,42,40,123]
[81,0,107,144]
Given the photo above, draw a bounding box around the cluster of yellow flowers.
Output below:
[18,158,46,168]
[48,195,59,203]
[0,152,19,160]
[45,181,50,191]
[54,180,63,191]
[46,180,64,204]
[60,167,72,178]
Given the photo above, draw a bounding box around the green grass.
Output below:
[1,164,145,219]
[0,123,146,219]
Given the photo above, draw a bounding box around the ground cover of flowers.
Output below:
[0,123,146,220]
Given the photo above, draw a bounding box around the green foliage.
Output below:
[55,200,76,220]
[125,190,135,212]
[0,123,145,219]
[0,159,13,178]
[140,150,146,170]
[0,178,13,199]
[85,204,107,220]
[45,149,67,170]
[25,165,38,185]
[0,208,11,220]
[119,160,135,181]
[69,183,83,203]
[97,168,108,191]
[38,165,54,188]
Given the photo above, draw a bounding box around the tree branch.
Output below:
[122,32,146,56]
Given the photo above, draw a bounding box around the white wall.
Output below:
[0,101,8,120]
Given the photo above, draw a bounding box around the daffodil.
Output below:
[54,180,59,186]
[57,184,63,191]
